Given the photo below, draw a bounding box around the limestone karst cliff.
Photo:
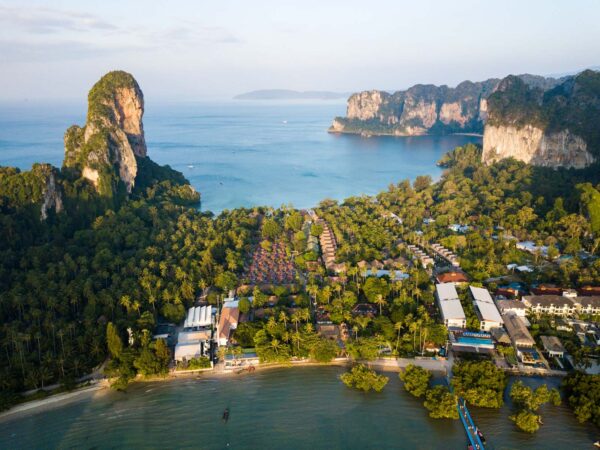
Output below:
[482,70,600,168]
[0,164,63,220]
[330,75,563,137]
[64,70,147,196]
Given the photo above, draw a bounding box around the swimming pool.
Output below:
[457,337,494,346]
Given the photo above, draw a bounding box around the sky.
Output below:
[0,0,599,101]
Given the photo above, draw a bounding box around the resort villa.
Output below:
[217,299,240,347]
[435,283,466,328]
[502,311,536,354]
[540,335,566,358]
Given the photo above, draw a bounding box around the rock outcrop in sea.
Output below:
[64,70,147,195]
[482,70,600,169]
[329,76,562,137]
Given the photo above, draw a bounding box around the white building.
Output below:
[435,283,466,328]
[470,286,504,331]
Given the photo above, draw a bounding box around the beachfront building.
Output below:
[522,295,577,316]
[540,335,566,358]
[175,329,212,361]
[217,300,240,347]
[175,305,214,361]
[435,283,466,328]
[469,286,503,331]
[502,312,535,348]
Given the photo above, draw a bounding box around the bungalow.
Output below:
[448,224,470,233]
[540,335,566,358]
[352,303,378,317]
[517,241,550,257]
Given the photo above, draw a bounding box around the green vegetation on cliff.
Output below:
[487,70,600,157]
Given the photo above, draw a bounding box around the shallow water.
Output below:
[0,367,596,450]
[0,101,481,213]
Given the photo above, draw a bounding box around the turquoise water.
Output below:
[0,367,597,449]
[0,101,481,213]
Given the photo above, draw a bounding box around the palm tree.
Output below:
[374,294,386,315]
[394,321,403,352]
[278,311,288,328]
[291,312,301,333]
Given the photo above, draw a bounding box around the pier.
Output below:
[457,398,486,450]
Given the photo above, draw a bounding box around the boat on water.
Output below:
[476,429,486,444]
[222,408,230,423]
[593,441,600,448]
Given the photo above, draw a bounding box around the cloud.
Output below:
[0,5,118,34]
[0,40,144,63]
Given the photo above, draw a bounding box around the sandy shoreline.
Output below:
[0,356,451,421]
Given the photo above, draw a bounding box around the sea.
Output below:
[0,102,599,447]
[0,100,481,213]
[0,367,597,450]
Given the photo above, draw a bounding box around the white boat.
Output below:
[187,165,194,168]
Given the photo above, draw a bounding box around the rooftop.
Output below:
[540,335,566,354]
[436,283,459,301]
[436,271,468,283]
[522,295,576,308]
[502,312,535,347]
[438,298,466,321]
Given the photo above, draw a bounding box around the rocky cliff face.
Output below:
[330,75,563,137]
[64,71,147,195]
[40,167,64,220]
[482,125,593,168]
[482,71,600,168]
[0,164,63,219]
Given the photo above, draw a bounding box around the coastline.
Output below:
[327,128,483,138]
[0,355,566,421]
[0,381,109,422]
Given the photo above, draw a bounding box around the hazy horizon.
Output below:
[1,0,599,101]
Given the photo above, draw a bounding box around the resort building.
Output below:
[406,244,434,268]
[435,270,469,285]
[495,299,527,318]
[175,329,212,361]
[429,243,460,267]
[175,305,214,361]
[435,283,466,328]
[522,295,577,316]
[578,296,600,315]
[469,286,503,331]
[217,302,240,347]
[516,241,551,257]
[540,335,566,358]
[502,312,535,348]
